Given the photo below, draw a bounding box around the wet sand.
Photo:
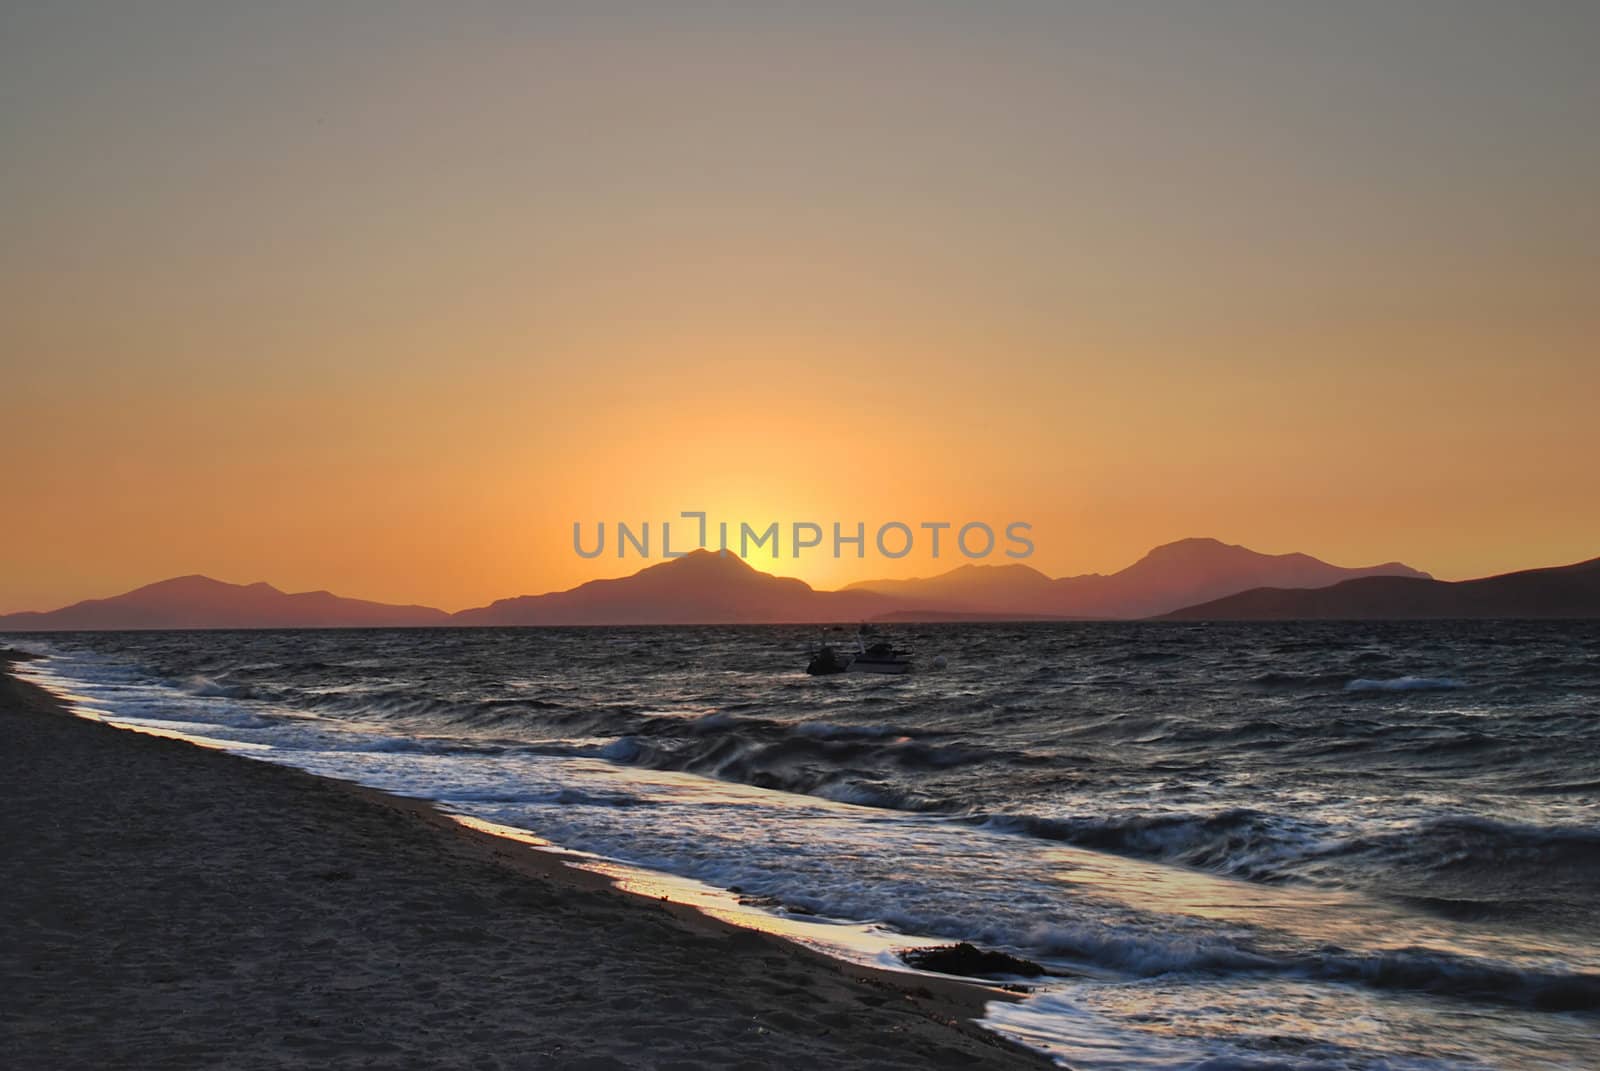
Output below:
[0,651,1051,1070]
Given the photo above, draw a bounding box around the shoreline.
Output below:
[0,650,1053,1069]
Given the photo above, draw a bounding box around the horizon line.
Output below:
[13,538,1600,620]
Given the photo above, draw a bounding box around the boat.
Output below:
[848,626,911,674]
[805,642,852,675]
[806,625,912,675]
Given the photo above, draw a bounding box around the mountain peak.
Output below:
[454,547,845,625]
[1142,537,1239,560]
[652,549,759,574]
[138,574,237,592]
[949,562,1050,576]
[129,575,290,599]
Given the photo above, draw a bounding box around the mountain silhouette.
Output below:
[19,540,1582,631]
[846,538,1428,619]
[452,550,900,625]
[843,563,1056,605]
[1160,555,1600,620]
[0,575,450,630]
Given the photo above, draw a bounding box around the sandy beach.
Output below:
[0,651,1049,1070]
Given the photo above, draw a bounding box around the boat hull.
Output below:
[849,660,910,675]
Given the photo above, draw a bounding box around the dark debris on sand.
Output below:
[901,943,1048,980]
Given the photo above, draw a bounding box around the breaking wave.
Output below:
[1345,676,1466,692]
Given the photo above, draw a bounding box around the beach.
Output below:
[0,652,1047,1070]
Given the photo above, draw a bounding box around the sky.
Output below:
[3,1,1598,613]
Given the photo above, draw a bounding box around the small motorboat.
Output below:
[806,625,912,675]
[848,626,911,674]
[806,642,852,675]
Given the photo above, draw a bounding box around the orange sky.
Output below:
[3,4,1598,614]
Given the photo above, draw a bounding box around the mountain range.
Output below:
[1161,554,1600,620]
[0,575,450,630]
[0,539,1593,629]
[843,538,1427,619]
[0,538,1410,628]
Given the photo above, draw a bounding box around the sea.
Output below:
[8,621,1599,1070]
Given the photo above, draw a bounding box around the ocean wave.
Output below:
[1022,923,1600,1010]
[974,809,1320,879]
[598,736,644,762]
[813,781,949,811]
[1027,923,1273,975]
[296,688,467,722]
[548,787,644,807]
[635,730,987,788]
[299,689,583,731]
[792,721,915,741]
[439,786,644,808]
[1345,676,1466,692]
[1316,816,1600,873]
[475,696,567,712]
[977,806,1600,908]
[331,736,509,756]
[183,675,260,699]
[587,717,1010,810]
[1248,671,1349,689]
[1303,947,1600,1011]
